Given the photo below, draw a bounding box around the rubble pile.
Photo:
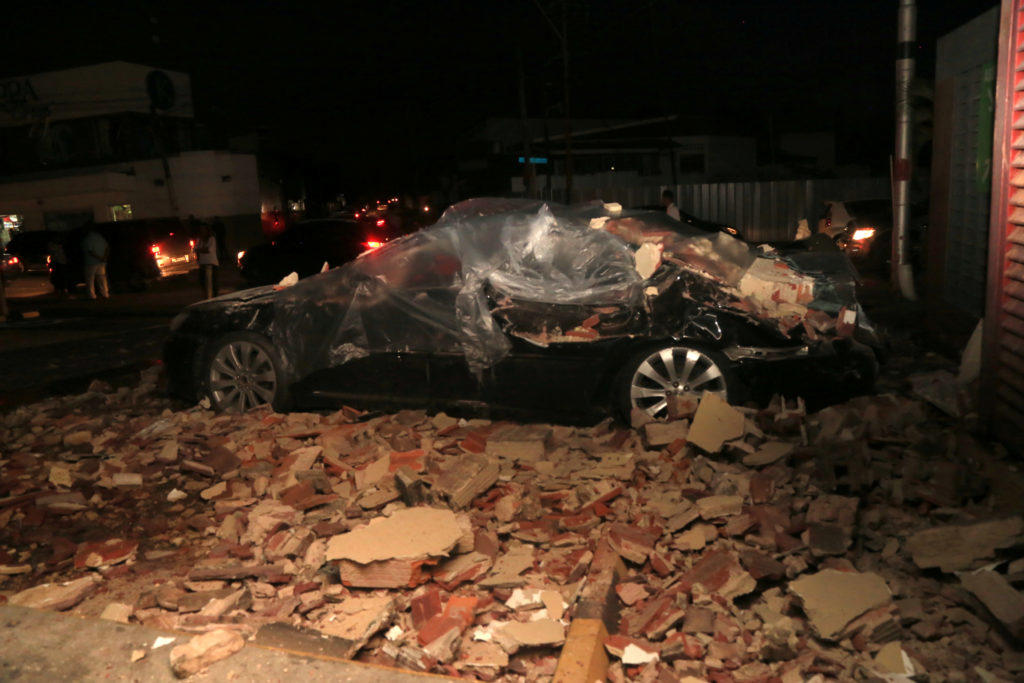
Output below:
[1,368,1023,680]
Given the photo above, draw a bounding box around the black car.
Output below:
[165,199,877,421]
[819,199,927,273]
[6,230,60,273]
[239,218,409,286]
[1,249,24,278]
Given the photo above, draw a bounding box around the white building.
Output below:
[0,62,264,246]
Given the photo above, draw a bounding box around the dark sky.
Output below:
[4,0,1001,193]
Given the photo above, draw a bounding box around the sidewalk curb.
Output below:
[0,604,459,681]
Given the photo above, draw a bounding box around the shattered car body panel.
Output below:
[165,198,878,417]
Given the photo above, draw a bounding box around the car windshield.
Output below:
[267,198,867,378]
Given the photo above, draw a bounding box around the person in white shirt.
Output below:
[81,227,110,299]
[195,223,219,299]
[662,189,681,221]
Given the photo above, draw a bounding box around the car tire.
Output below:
[616,344,736,421]
[204,332,292,413]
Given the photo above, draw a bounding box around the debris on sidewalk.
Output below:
[1,366,1023,680]
[169,629,245,678]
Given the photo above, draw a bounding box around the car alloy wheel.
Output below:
[628,346,729,419]
[208,340,278,412]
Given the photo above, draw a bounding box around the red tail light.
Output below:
[375,218,386,227]
[9,256,18,264]
[189,239,195,248]
[151,245,160,254]
[364,240,384,251]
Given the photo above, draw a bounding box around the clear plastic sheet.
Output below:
[262,198,870,379]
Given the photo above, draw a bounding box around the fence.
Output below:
[562,177,889,243]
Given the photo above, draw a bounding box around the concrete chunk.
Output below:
[325,507,463,564]
[906,517,1024,573]
[789,569,892,640]
[10,575,100,611]
[687,392,745,453]
[959,569,1024,640]
[169,629,245,678]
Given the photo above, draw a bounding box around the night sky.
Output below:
[4,1,1001,195]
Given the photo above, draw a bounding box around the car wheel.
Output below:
[619,345,733,420]
[205,333,290,412]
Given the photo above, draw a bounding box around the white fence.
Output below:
[561,177,890,242]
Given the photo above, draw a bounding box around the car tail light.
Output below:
[354,212,361,219]
[151,245,160,254]
[236,250,246,264]
[376,218,386,227]
[9,256,17,264]
[851,227,876,241]
[189,239,195,248]
[364,240,384,251]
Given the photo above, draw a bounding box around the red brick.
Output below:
[390,449,425,472]
[411,588,443,628]
[74,538,138,569]
[749,473,775,504]
[460,432,487,453]
[417,615,462,646]
[738,550,786,581]
[649,550,674,577]
[443,595,478,628]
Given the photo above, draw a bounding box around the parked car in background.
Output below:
[1,250,24,278]
[239,218,414,286]
[5,230,55,273]
[143,218,198,277]
[167,199,877,420]
[817,199,927,273]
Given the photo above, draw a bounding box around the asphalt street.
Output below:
[0,268,244,409]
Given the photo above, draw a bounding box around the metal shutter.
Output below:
[984,0,1024,454]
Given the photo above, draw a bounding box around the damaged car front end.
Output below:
[164,198,879,421]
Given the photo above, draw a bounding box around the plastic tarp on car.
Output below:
[266,198,868,379]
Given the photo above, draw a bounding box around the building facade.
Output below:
[0,62,264,247]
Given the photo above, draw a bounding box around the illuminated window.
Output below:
[0,214,23,248]
[109,204,134,221]
[1,214,23,231]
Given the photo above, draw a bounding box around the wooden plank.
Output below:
[552,619,609,683]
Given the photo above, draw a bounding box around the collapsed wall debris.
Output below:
[1,368,1023,680]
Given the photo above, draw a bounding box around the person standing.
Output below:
[661,189,681,221]
[47,234,70,297]
[211,216,227,264]
[195,223,219,299]
[81,225,109,299]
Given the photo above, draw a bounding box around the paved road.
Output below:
[2,273,52,298]
[0,269,246,409]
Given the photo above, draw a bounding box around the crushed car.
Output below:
[165,198,879,421]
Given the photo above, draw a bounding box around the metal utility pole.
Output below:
[893,0,917,299]
[532,0,572,201]
[517,48,538,198]
[561,0,573,202]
